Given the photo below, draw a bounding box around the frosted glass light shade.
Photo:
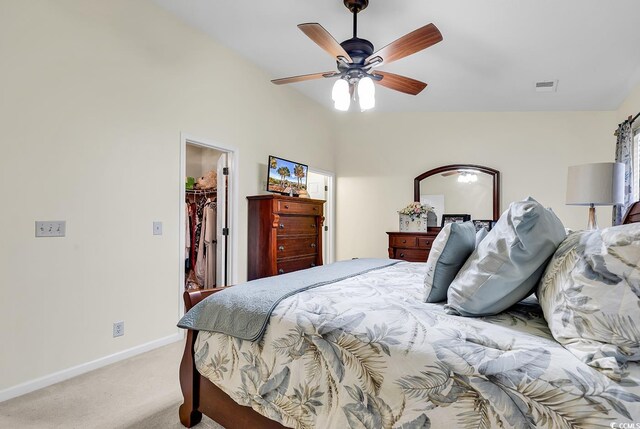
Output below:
[457,173,477,183]
[332,79,350,111]
[358,77,375,111]
[566,162,624,206]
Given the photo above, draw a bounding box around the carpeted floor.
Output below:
[0,341,225,429]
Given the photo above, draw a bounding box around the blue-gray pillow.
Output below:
[445,197,566,316]
[423,221,476,302]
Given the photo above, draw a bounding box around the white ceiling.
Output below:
[153,0,640,112]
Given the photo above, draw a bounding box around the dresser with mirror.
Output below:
[388,164,501,262]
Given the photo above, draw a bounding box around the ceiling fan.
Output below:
[271,0,443,111]
[442,170,479,183]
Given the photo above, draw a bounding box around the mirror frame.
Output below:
[414,164,501,221]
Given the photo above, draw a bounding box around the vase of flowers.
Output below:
[398,202,434,232]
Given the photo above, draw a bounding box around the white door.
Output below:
[306,170,332,264]
[216,153,228,286]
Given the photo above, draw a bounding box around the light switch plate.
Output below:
[35,221,66,237]
[153,221,163,236]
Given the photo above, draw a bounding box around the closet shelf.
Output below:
[186,188,217,195]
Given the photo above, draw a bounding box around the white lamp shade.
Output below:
[566,162,625,206]
[332,79,350,111]
[358,77,375,111]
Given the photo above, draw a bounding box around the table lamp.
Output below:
[566,162,624,229]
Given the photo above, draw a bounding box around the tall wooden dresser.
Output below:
[247,195,325,280]
[386,229,440,262]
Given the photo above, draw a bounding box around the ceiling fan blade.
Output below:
[366,23,442,66]
[271,72,338,85]
[373,71,427,95]
[298,23,353,62]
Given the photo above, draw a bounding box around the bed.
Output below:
[179,202,640,429]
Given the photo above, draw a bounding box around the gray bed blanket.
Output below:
[177,258,400,341]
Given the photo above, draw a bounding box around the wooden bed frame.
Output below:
[179,289,286,429]
[179,201,640,428]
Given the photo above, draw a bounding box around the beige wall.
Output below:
[617,82,640,123]
[186,145,222,180]
[334,111,616,260]
[0,1,335,393]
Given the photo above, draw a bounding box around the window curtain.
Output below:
[612,121,634,225]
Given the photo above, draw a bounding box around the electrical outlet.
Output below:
[153,221,163,236]
[113,321,124,338]
[35,221,66,237]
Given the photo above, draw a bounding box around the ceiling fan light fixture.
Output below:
[332,78,351,111]
[457,172,478,183]
[358,76,375,111]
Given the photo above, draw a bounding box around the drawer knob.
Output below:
[400,253,405,257]
[310,263,316,267]
[278,269,284,274]
[284,205,289,209]
[402,239,407,244]
[313,207,318,211]
[311,224,316,228]
[279,224,285,229]
[278,245,285,251]
[310,243,316,248]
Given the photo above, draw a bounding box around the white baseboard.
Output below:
[0,332,183,403]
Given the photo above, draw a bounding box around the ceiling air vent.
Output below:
[535,80,558,92]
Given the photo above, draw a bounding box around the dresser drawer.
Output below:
[276,236,318,258]
[390,236,418,248]
[393,248,429,262]
[276,215,317,235]
[277,256,318,275]
[275,200,322,215]
[417,237,434,249]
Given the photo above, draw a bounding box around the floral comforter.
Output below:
[194,262,640,429]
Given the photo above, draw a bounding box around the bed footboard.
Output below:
[179,289,221,428]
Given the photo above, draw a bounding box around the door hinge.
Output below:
[324,226,328,231]
[222,167,229,175]
[222,227,229,236]
[324,185,328,191]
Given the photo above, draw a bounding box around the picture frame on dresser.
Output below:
[473,219,493,232]
[441,214,471,227]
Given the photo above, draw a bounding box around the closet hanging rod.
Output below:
[186,188,217,195]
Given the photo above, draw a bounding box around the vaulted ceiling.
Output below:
[154,0,640,112]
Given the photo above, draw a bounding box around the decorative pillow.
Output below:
[445,197,566,316]
[538,223,640,381]
[475,227,489,247]
[423,221,476,302]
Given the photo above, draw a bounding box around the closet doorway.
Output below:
[307,168,335,264]
[180,135,238,301]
